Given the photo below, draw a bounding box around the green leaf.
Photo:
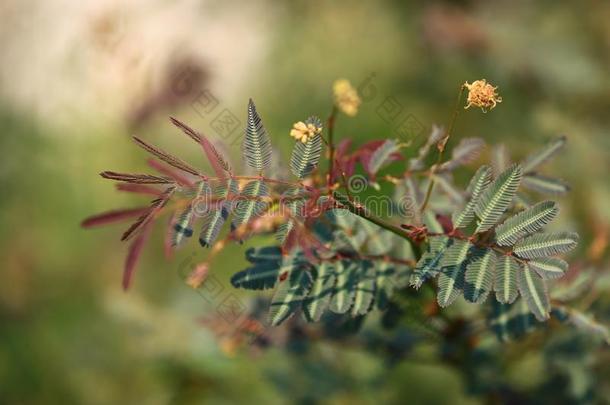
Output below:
[464,249,496,303]
[276,186,306,245]
[474,164,523,233]
[172,181,210,246]
[494,200,558,246]
[521,136,566,173]
[411,236,451,289]
[439,137,485,171]
[517,263,550,321]
[244,99,272,172]
[375,261,396,309]
[529,257,568,279]
[329,261,358,314]
[513,232,579,259]
[494,255,519,304]
[367,139,400,175]
[302,262,336,322]
[232,180,269,230]
[268,263,313,326]
[351,261,376,316]
[490,299,537,341]
[522,174,570,195]
[231,261,281,290]
[199,179,239,247]
[452,165,492,229]
[437,239,473,307]
[290,116,323,178]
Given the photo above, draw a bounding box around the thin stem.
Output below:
[333,192,412,241]
[326,105,338,193]
[420,84,466,213]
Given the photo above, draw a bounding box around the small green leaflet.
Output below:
[290,116,323,179]
[268,263,313,326]
[243,99,272,172]
[452,165,491,229]
[474,164,523,233]
[302,262,336,322]
[494,254,519,304]
[529,257,568,279]
[494,200,558,246]
[517,263,550,321]
[464,248,496,303]
[513,231,578,259]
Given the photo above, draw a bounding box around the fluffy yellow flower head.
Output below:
[290,119,322,143]
[333,79,361,117]
[464,79,502,112]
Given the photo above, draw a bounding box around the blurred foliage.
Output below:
[1,1,609,404]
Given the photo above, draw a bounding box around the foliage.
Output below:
[83,80,607,358]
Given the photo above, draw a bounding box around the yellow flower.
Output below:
[333,79,361,116]
[289,118,322,143]
[464,79,502,112]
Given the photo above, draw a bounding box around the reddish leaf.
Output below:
[121,187,175,241]
[115,183,162,196]
[81,207,149,228]
[101,171,173,184]
[170,117,230,178]
[133,136,200,176]
[123,222,153,290]
[147,158,194,187]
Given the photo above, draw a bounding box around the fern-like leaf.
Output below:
[303,262,336,322]
[464,249,496,303]
[513,232,578,259]
[290,116,323,178]
[367,139,400,175]
[452,165,492,229]
[412,236,451,289]
[232,180,269,230]
[437,239,473,307]
[494,254,519,304]
[517,263,550,321]
[351,261,376,316]
[243,99,272,172]
[495,200,558,246]
[474,164,523,233]
[439,137,485,171]
[172,181,211,246]
[329,261,357,314]
[199,179,239,247]
[522,174,570,195]
[529,257,568,279]
[269,263,313,326]
[521,136,566,173]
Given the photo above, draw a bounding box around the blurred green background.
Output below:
[1,1,609,404]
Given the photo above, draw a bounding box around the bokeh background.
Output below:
[1,1,609,404]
